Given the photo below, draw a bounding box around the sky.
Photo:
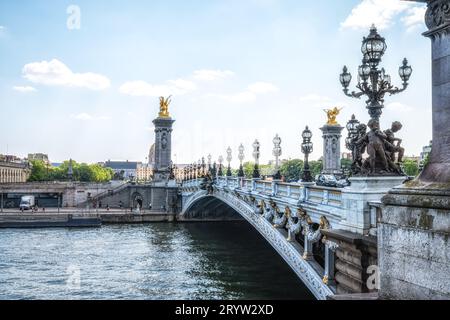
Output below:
[0,0,431,166]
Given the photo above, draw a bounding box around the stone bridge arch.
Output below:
[180,189,334,300]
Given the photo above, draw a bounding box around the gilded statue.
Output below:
[159,96,172,118]
[324,107,343,126]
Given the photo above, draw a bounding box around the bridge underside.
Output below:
[181,196,244,221]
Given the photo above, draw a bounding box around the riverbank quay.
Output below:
[0,209,175,228]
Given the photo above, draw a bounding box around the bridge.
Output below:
[179,176,404,300]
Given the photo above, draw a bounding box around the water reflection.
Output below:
[0,222,313,300]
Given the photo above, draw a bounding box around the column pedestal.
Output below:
[320,124,344,176]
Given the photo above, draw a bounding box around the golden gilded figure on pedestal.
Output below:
[159,95,172,118]
[323,107,343,125]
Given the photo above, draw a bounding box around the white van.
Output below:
[20,195,36,211]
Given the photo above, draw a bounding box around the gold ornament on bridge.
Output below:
[323,107,343,126]
[159,96,172,118]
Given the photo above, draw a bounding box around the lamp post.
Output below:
[272,134,282,180]
[345,114,361,168]
[218,156,224,177]
[201,157,206,177]
[301,126,314,182]
[252,140,261,179]
[226,147,232,177]
[207,154,212,174]
[238,144,245,177]
[339,25,412,121]
[193,162,197,180]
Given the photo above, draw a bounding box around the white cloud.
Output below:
[71,113,93,121]
[13,86,37,93]
[193,69,234,81]
[402,6,426,32]
[207,82,279,104]
[120,69,235,97]
[341,0,425,31]
[22,59,110,90]
[70,113,111,121]
[248,82,279,94]
[299,94,331,103]
[386,102,413,112]
[119,78,197,97]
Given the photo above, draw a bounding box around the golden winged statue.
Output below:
[159,96,172,118]
[324,107,343,125]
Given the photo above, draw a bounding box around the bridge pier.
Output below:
[379,0,450,300]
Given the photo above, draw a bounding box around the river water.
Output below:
[0,222,313,300]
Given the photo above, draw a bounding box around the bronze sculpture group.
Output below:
[349,118,405,176]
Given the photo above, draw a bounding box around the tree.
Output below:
[309,160,323,178]
[243,161,255,178]
[27,159,113,183]
[280,159,303,182]
[28,160,48,182]
[403,159,419,177]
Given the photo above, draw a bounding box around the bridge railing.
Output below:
[184,177,343,208]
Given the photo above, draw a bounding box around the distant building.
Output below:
[420,141,432,162]
[341,152,353,160]
[28,153,50,164]
[104,160,139,180]
[136,163,153,182]
[174,164,189,181]
[404,156,421,165]
[0,155,30,184]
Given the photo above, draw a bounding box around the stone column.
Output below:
[322,229,378,294]
[152,117,175,182]
[302,233,314,261]
[419,0,450,183]
[380,0,450,300]
[323,241,337,286]
[320,124,344,175]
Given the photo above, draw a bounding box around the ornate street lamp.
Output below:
[201,157,206,176]
[212,162,217,178]
[197,160,201,179]
[193,162,198,179]
[272,134,282,180]
[238,144,245,177]
[226,147,232,177]
[301,126,314,182]
[252,139,261,179]
[207,154,212,174]
[218,156,224,177]
[345,114,360,151]
[339,25,412,120]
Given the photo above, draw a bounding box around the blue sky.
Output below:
[0,0,430,165]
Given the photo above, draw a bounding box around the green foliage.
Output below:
[243,161,255,178]
[242,162,275,178]
[28,160,49,182]
[309,160,323,178]
[341,158,352,170]
[28,160,113,183]
[403,159,419,177]
[280,159,303,182]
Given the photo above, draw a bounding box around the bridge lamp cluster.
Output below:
[226,147,233,177]
[301,126,314,183]
[272,134,282,180]
[238,144,245,177]
[339,25,412,120]
[252,140,261,179]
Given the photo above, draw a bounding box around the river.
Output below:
[0,222,313,300]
